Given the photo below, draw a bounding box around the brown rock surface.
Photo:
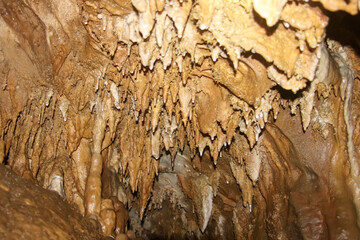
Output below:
[0,0,360,239]
[0,164,108,240]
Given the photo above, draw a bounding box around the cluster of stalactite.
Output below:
[0,0,360,239]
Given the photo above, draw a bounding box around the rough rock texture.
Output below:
[0,164,109,240]
[0,0,360,239]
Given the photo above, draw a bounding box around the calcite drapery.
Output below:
[0,0,360,239]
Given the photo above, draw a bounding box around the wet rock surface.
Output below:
[0,0,360,239]
[0,164,109,240]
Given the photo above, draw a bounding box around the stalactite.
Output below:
[1,0,360,239]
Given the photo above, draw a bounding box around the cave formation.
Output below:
[0,0,360,239]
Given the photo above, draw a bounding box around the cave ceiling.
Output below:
[0,0,360,239]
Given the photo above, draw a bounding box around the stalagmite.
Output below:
[47,166,65,199]
[1,0,360,239]
[85,102,107,217]
[71,138,92,197]
[99,198,116,235]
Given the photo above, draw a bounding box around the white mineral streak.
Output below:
[245,147,262,183]
[48,167,65,199]
[45,90,54,107]
[110,82,120,109]
[59,98,69,122]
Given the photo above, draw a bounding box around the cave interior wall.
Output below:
[0,0,360,239]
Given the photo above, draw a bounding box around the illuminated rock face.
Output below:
[0,164,107,240]
[0,0,360,239]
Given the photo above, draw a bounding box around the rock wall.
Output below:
[0,0,359,239]
[0,164,109,240]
